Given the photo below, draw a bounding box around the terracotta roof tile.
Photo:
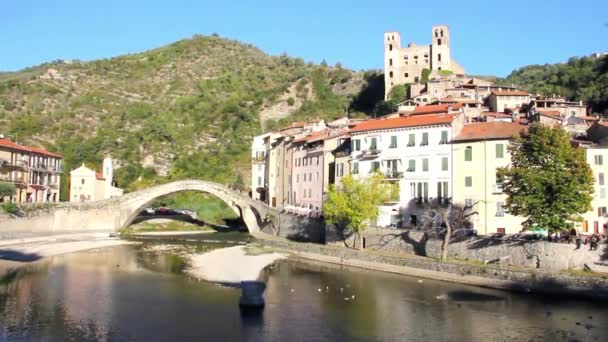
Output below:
[491,90,529,96]
[350,114,455,133]
[454,122,527,142]
[0,138,29,152]
[411,103,463,115]
[27,146,63,158]
[96,172,105,180]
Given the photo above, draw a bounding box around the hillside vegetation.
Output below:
[504,54,608,115]
[0,34,382,200]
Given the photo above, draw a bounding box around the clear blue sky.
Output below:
[1,0,606,76]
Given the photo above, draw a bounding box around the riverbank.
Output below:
[252,233,608,299]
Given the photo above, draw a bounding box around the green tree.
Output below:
[0,181,16,199]
[421,68,431,83]
[324,173,391,250]
[497,123,594,233]
[420,201,476,261]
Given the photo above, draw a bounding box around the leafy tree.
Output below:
[0,181,16,199]
[324,173,391,250]
[372,83,410,117]
[420,201,476,261]
[497,123,594,233]
[421,68,431,83]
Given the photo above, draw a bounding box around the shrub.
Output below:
[1,202,19,215]
[287,97,295,106]
[0,181,16,198]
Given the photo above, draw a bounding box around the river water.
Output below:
[0,235,606,341]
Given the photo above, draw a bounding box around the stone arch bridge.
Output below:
[5,180,277,233]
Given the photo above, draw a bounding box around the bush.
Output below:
[1,202,19,215]
[287,97,295,106]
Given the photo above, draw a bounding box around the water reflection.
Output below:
[0,244,606,341]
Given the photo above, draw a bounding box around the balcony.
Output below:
[49,182,59,189]
[359,148,382,159]
[384,170,404,180]
[252,156,266,163]
[6,160,28,169]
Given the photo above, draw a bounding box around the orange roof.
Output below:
[454,122,527,142]
[491,90,529,96]
[27,146,63,158]
[96,172,105,180]
[280,121,305,131]
[0,138,29,152]
[350,114,455,133]
[581,116,599,121]
[411,103,463,115]
[0,138,62,158]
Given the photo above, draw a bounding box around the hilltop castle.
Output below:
[384,25,465,99]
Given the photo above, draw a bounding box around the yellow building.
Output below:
[574,141,608,235]
[453,122,528,235]
[0,136,62,203]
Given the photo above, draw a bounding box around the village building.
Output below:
[0,136,62,203]
[69,157,123,202]
[452,122,528,235]
[349,105,465,227]
[488,90,531,113]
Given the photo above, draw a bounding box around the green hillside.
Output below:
[504,54,608,115]
[0,34,381,200]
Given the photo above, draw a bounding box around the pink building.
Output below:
[290,133,325,213]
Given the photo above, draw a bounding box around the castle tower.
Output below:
[384,32,402,99]
[430,25,452,72]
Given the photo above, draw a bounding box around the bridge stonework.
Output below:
[1,180,277,234]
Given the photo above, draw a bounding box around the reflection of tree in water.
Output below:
[136,251,188,274]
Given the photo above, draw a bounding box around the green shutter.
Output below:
[442,157,448,171]
[408,134,415,146]
[496,144,504,158]
[423,158,428,171]
[465,146,472,161]
[465,176,472,187]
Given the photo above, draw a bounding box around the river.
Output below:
[0,234,606,341]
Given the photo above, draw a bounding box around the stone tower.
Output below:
[430,25,452,72]
[384,31,402,99]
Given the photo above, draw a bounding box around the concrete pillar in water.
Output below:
[239,281,266,308]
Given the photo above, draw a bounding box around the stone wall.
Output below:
[327,226,608,272]
[260,213,325,243]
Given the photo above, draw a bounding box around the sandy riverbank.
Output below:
[187,245,285,284]
[0,233,137,263]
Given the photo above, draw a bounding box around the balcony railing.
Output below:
[384,171,404,180]
[252,156,266,163]
[359,148,382,159]
[49,182,59,188]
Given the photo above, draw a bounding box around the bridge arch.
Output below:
[110,180,271,233]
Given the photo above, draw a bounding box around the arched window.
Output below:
[389,44,393,51]
[438,39,442,46]
[438,53,442,62]
[389,71,393,78]
[435,30,438,38]
[441,29,444,37]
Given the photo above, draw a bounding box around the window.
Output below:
[389,135,397,149]
[316,157,319,165]
[405,73,409,78]
[389,71,393,78]
[464,146,472,161]
[352,139,361,152]
[351,162,359,174]
[371,161,380,172]
[81,179,85,185]
[496,202,505,217]
[414,76,419,83]
[496,144,504,158]
[441,157,448,171]
[408,159,416,172]
[303,173,307,182]
[595,155,603,165]
[423,182,429,203]
[407,134,415,147]
[417,183,422,202]
[465,198,473,208]
[437,181,448,203]
[389,58,393,66]
[438,53,442,62]
[389,44,393,51]
[257,176,262,187]
[601,188,606,199]
[600,207,608,217]
[439,131,448,144]
[421,132,429,146]
[496,173,504,191]
[370,137,378,150]
[422,158,429,172]
[337,163,344,177]
[599,172,605,186]
[465,176,472,187]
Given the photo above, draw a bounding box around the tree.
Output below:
[324,173,391,250]
[420,202,476,261]
[497,123,594,233]
[0,181,16,200]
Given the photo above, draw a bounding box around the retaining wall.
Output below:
[326,227,608,272]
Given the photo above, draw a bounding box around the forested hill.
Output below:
[504,54,608,115]
[0,34,383,199]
